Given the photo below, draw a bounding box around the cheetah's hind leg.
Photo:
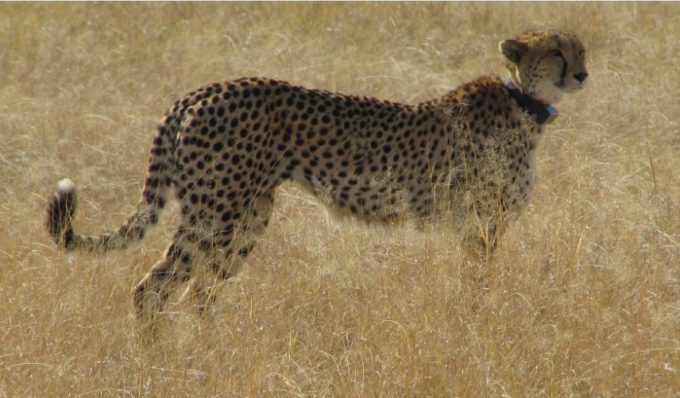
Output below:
[178,191,276,315]
[133,228,196,326]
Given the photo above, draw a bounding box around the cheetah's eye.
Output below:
[550,49,563,58]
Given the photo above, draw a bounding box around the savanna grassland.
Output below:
[0,3,678,397]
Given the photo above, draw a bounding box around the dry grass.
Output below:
[1,3,678,397]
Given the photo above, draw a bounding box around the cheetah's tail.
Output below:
[46,178,79,250]
[46,120,177,252]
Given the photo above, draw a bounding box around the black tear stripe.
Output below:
[558,53,568,83]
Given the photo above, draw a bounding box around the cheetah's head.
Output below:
[500,30,587,105]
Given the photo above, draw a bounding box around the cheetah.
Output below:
[46,30,587,321]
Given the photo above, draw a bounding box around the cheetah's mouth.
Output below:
[556,80,584,92]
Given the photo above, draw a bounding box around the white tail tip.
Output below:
[57,178,75,193]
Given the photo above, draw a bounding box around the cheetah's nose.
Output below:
[573,72,588,83]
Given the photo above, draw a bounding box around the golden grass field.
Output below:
[1,3,678,396]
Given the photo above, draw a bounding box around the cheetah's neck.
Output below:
[505,80,558,125]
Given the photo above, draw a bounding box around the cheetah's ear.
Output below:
[499,39,527,64]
